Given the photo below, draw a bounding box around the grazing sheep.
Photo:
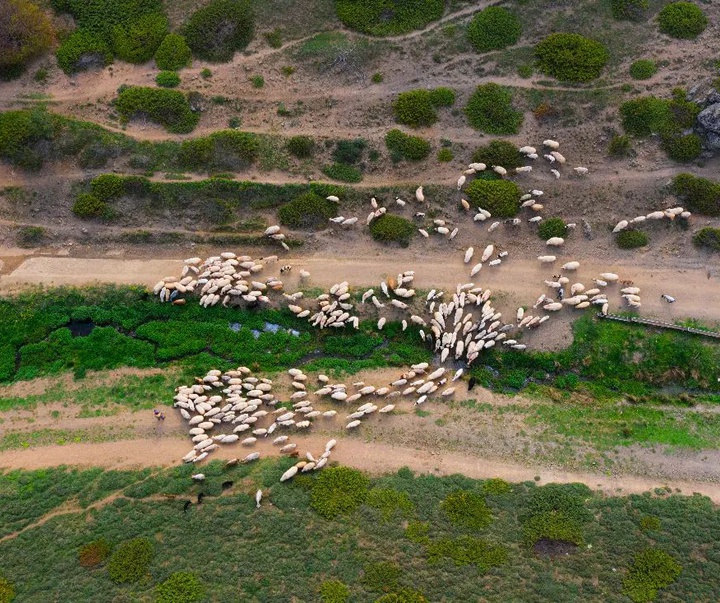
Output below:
[546,237,564,246]
[415,186,425,202]
[457,175,466,189]
[612,220,629,233]
[573,167,588,175]
[543,139,560,149]
[562,261,580,271]
[493,166,507,177]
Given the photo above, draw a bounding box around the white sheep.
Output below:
[492,166,507,177]
[562,261,580,271]
[573,167,588,175]
[415,186,424,202]
[457,175,466,189]
[538,255,556,263]
[256,489,263,508]
[543,139,560,149]
[546,237,564,246]
[612,220,629,233]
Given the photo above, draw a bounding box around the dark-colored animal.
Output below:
[280,265,292,274]
[183,500,191,513]
[467,376,477,391]
[197,492,205,504]
[221,481,234,490]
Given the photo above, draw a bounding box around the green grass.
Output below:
[0,462,719,601]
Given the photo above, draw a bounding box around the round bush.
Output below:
[0,0,55,79]
[278,192,337,229]
[155,34,192,70]
[73,193,108,218]
[155,572,204,603]
[310,466,369,519]
[155,70,181,88]
[335,0,444,36]
[375,590,428,603]
[611,0,648,21]
[369,214,415,247]
[320,580,350,603]
[663,133,702,162]
[623,549,682,603]
[393,90,437,128]
[619,97,670,137]
[113,13,168,64]
[184,0,254,62]
[385,129,431,161]
[287,135,315,158]
[671,173,720,216]
[437,148,453,162]
[608,134,633,157]
[472,139,524,169]
[465,84,523,135]
[534,33,609,83]
[482,478,512,495]
[428,87,456,107]
[616,229,648,249]
[56,30,113,74]
[538,217,567,240]
[441,491,492,530]
[115,86,199,134]
[107,537,154,583]
[658,2,708,39]
[464,179,521,217]
[91,174,126,200]
[693,227,720,251]
[629,59,657,80]
[0,576,15,603]
[467,7,522,53]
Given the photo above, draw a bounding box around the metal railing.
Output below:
[597,313,720,339]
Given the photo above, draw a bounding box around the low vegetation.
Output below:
[369,214,415,247]
[335,0,444,36]
[286,135,314,158]
[608,134,633,157]
[472,140,524,169]
[616,229,648,249]
[322,163,363,183]
[155,70,180,88]
[629,59,657,80]
[278,192,337,229]
[393,88,455,128]
[385,129,431,161]
[610,0,649,21]
[183,0,254,62]
[155,572,204,603]
[115,86,199,134]
[464,179,521,217]
[671,173,720,216]
[657,2,708,40]
[466,7,522,53]
[107,537,154,583]
[692,227,720,251]
[538,217,567,240]
[464,84,523,135]
[534,33,609,83]
[311,467,369,519]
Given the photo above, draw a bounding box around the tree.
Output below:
[0,0,54,79]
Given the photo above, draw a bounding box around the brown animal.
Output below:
[289,451,300,458]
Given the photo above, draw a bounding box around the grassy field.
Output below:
[0,461,718,602]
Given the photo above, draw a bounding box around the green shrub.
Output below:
[369,214,415,247]
[538,217,567,240]
[336,0,444,36]
[441,491,492,531]
[466,7,521,53]
[79,538,112,568]
[639,515,662,532]
[332,138,366,164]
[393,90,438,128]
[310,466,369,519]
[107,537,154,583]
[278,192,336,229]
[426,536,507,570]
[0,576,14,603]
[113,13,168,64]
[371,72,383,84]
[385,129,431,161]
[611,0,648,21]
[0,108,57,170]
[374,590,428,603]
[671,173,720,215]
[693,227,720,251]
[184,0,254,62]
[517,64,533,78]
[155,71,180,88]
[264,29,282,48]
[522,511,585,545]
[286,135,314,158]
[534,33,609,83]
[154,34,192,70]
[115,86,198,133]
[322,163,363,183]
[464,84,523,134]
[49,0,164,37]
[522,483,592,545]
[56,30,113,74]
[482,478,511,495]
[428,87,455,107]
[155,572,205,603]
[73,193,108,218]
[437,148,453,162]
[250,74,264,88]
[658,2,708,39]
[623,549,682,602]
[90,174,126,200]
[663,133,702,162]
[630,59,657,80]
[200,67,212,78]
[16,226,46,248]
[472,139,524,169]
[366,488,414,520]
[363,561,400,593]
[464,179,521,217]
[609,134,633,157]
[0,0,55,79]
[619,97,672,137]
[320,580,349,603]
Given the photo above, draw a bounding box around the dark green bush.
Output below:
[115,86,198,134]
[332,139,366,164]
[374,590,428,603]
[658,2,708,39]
[538,217,567,240]
[310,466,369,519]
[322,163,363,183]
[154,34,192,70]
[639,516,662,532]
[630,59,657,80]
[472,139,524,169]
[611,0,648,21]
[363,561,400,593]
[522,511,585,545]
[663,133,702,162]
[371,72,383,84]
[623,549,682,602]
[0,109,55,170]
[442,491,492,530]
[437,148,453,162]
[155,572,205,603]
[464,179,521,217]
[0,576,14,603]
[56,30,113,74]
[335,0,444,36]
[286,135,314,158]
[369,214,415,247]
[671,173,720,216]
[0,0,55,79]
[278,192,337,229]
[91,174,126,200]
[393,90,438,128]
[693,227,720,251]
[79,539,112,568]
[426,536,507,570]
[465,84,523,134]
[113,14,168,64]
[428,87,455,107]
[49,0,164,38]
[366,488,414,521]
[184,0,254,62]
[385,129,431,161]
[320,580,350,603]
[620,96,674,137]
[155,71,181,88]
[609,134,633,157]
[466,7,522,53]
[73,193,108,218]
[107,537,154,583]
[534,33,609,83]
